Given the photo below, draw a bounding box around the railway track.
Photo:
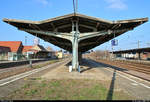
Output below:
[94,59,150,75]
[115,60,150,69]
[0,59,64,80]
[110,60,150,74]
[0,59,70,87]
[0,60,50,74]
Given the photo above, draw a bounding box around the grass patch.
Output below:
[4,79,133,100]
[51,80,61,87]
[23,83,31,88]
[25,89,38,96]
[40,82,47,87]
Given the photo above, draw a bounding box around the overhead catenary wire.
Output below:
[73,0,76,15]
[73,0,78,15]
[76,0,78,13]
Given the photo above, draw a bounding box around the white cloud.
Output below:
[105,0,127,10]
[35,0,49,5]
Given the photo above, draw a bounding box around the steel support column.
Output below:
[72,21,79,71]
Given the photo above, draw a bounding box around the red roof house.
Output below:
[0,46,11,53]
[0,41,23,53]
[22,46,33,53]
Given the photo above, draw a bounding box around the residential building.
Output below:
[0,41,56,61]
[0,46,11,60]
[0,41,24,61]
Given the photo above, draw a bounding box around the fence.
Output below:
[0,52,27,61]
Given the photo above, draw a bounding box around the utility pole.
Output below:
[137,40,141,49]
[137,40,141,60]
[25,36,27,45]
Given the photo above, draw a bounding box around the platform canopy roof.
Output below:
[3,13,148,52]
[112,47,150,54]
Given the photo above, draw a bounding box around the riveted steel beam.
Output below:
[57,24,72,29]
[18,28,72,41]
[78,28,132,41]
[79,24,97,32]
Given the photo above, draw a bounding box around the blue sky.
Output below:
[0,0,150,51]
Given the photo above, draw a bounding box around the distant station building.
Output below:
[45,46,56,58]
[29,44,50,59]
[22,44,56,59]
[56,50,64,59]
[111,47,150,60]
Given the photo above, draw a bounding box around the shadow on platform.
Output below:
[106,69,116,100]
[65,58,117,100]
[65,59,94,73]
[65,58,128,73]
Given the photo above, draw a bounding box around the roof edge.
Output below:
[114,17,148,23]
[3,13,113,24]
[3,14,148,25]
[3,18,39,24]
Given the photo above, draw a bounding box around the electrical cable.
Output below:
[73,0,78,15]
[73,0,76,15]
[76,0,78,13]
